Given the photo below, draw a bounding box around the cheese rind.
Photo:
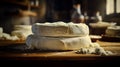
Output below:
[32,22,89,37]
[26,35,92,50]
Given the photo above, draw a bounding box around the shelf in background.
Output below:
[1,0,40,9]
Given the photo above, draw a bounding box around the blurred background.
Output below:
[0,0,120,35]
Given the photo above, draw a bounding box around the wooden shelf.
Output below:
[1,0,40,9]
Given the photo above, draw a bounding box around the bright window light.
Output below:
[106,0,114,15]
[117,0,120,13]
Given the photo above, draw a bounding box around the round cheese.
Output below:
[26,35,92,50]
[11,25,32,40]
[32,22,89,37]
[106,26,120,37]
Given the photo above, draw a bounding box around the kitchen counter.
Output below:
[0,40,120,66]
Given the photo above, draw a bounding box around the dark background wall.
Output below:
[0,0,120,33]
[44,0,106,22]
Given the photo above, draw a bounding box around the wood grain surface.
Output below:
[0,40,120,60]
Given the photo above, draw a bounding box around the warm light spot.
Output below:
[117,0,120,13]
[106,0,114,15]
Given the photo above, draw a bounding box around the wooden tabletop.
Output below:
[0,40,120,61]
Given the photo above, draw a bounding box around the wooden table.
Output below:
[0,40,120,66]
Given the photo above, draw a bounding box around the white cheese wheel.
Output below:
[2,33,19,40]
[26,35,92,50]
[11,30,32,39]
[32,22,89,37]
[106,26,120,36]
[13,25,32,30]
[11,25,32,39]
